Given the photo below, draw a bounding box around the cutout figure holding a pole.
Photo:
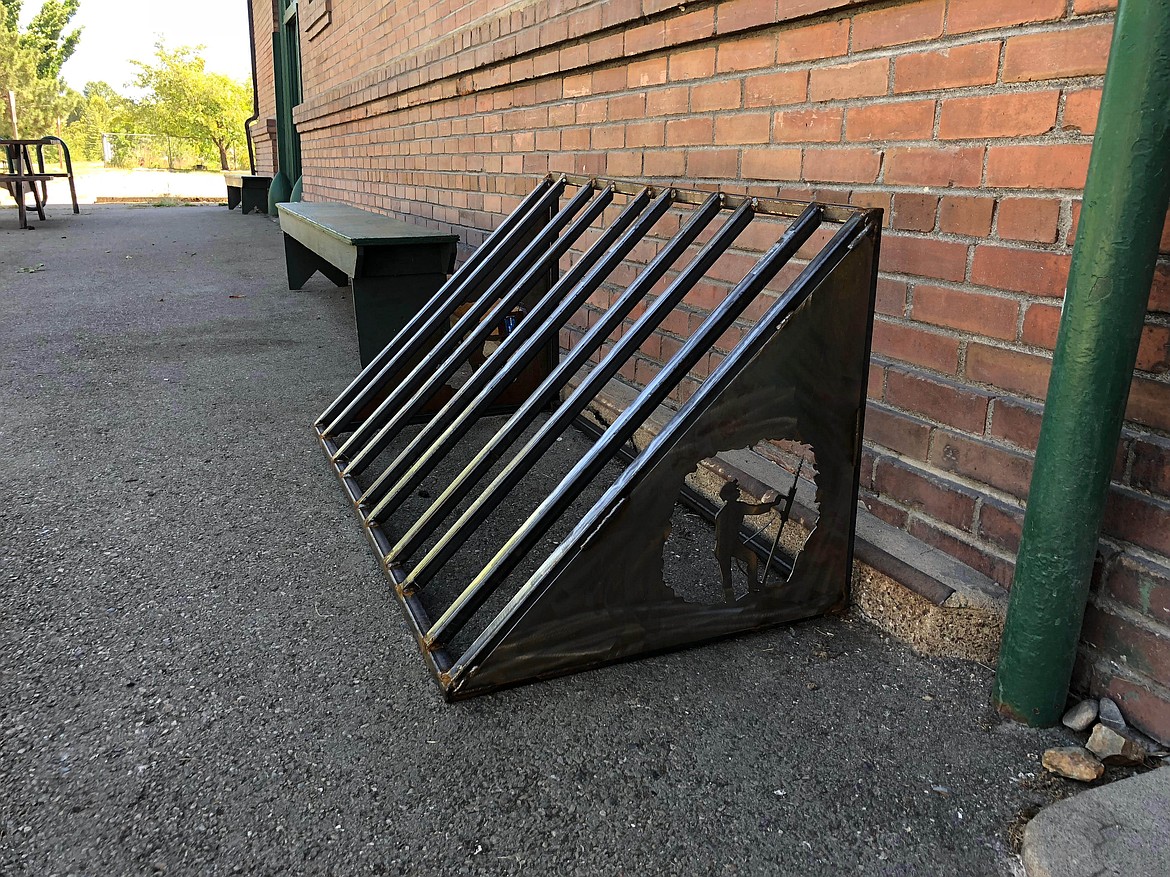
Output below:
[714,480,780,601]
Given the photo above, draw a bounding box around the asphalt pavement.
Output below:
[1,203,1078,876]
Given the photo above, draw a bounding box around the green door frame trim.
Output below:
[269,0,303,211]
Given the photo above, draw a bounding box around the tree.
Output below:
[131,42,251,171]
[21,0,82,79]
[0,0,80,136]
[0,24,62,137]
[0,0,21,32]
[62,79,135,161]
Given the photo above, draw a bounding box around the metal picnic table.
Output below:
[1,136,80,229]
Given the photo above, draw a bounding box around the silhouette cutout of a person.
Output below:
[714,480,780,601]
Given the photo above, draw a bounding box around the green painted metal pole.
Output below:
[993,0,1170,725]
[268,6,303,212]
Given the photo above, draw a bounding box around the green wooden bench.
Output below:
[276,201,459,365]
[224,173,272,214]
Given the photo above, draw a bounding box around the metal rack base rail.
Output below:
[314,174,882,700]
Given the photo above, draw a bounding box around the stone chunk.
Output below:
[1086,724,1147,766]
[1097,697,1126,731]
[1061,698,1098,732]
[1041,746,1105,782]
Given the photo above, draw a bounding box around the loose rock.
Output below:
[1061,699,1098,732]
[1086,724,1147,766]
[1042,746,1105,782]
[1098,697,1126,731]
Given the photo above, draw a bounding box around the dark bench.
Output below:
[224,173,272,214]
[276,201,459,366]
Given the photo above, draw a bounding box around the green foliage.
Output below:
[21,0,81,79]
[7,25,253,170]
[0,24,63,137]
[60,79,134,161]
[0,0,79,137]
[131,42,252,170]
[0,0,21,32]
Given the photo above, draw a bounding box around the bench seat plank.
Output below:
[277,202,459,248]
[276,201,460,366]
[224,172,271,185]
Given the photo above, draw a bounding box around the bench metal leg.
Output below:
[56,146,78,214]
[66,171,79,214]
[29,180,46,222]
[283,233,350,290]
[18,148,46,223]
[226,186,241,210]
[351,273,447,367]
[241,189,268,215]
[15,180,27,230]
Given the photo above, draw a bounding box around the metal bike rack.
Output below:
[315,175,881,699]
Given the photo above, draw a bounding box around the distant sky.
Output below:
[21,0,253,92]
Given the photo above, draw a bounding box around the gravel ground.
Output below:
[0,205,1073,876]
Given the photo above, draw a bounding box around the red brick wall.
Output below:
[264,0,1170,740]
[248,0,278,175]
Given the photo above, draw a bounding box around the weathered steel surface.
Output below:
[311,174,881,699]
[376,191,723,562]
[2,136,78,228]
[334,182,600,474]
[358,187,663,518]
[449,221,877,697]
[413,204,824,644]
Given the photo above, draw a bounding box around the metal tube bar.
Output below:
[40,137,78,213]
[361,188,661,516]
[317,176,562,436]
[993,0,1170,726]
[452,212,868,679]
[427,204,824,645]
[382,192,724,564]
[559,173,859,223]
[340,183,611,475]
[333,182,597,469]
[405,199,771,591]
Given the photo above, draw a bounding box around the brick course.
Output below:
[255,0,1170,740]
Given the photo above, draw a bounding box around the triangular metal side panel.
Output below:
[450,225,878,698]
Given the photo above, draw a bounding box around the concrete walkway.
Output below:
[0,165,229,206]
[0,204,1085,876]
[1023,766,1170,877]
